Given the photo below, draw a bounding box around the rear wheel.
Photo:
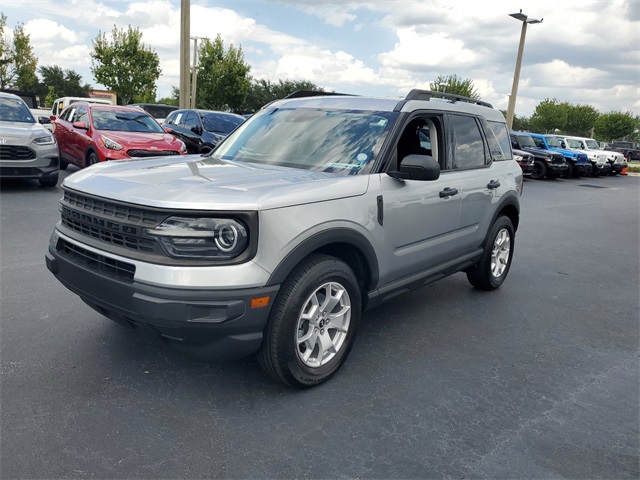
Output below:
[531,160,546,180]
[467,216,515,291]
[258,254,361,388]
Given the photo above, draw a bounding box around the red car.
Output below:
[52,103,186,169]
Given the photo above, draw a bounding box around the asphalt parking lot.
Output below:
[1,170,639,479]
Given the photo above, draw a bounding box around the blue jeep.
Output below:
[528,133,591,178]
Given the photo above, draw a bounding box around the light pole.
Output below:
[190,36,207,109]
[179,0,191,109]
[505,10,542,130]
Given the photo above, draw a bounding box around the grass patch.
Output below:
[627,162,640,173]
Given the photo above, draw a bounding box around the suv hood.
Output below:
[97,130,183,150]
[520,146,563,160]
[0,121,51,146]
[63,155,370,210]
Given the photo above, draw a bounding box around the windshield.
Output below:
[567,139,582,148]
[584,139,599,149]
[210,107,397,175]
[91,109,165,133]
[202,113,244,134]
[517,134,536,148]
[0,97,35,124]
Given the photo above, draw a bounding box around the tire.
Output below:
[562,163,573,179]
[258,254,361,388]
[467,216,515,291]
[86,151,99,168]
[59,160,68,171]
[531,160,546,180]
[39,173,59,187]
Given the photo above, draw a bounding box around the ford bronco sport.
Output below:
[46,90,522,387]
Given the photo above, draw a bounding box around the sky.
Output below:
[2,0,639,117]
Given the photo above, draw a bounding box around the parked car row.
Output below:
[510,131,627,180]
[0,90,633,189]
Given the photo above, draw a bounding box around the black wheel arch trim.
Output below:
[491,193,520,233]
[267,228,380,289]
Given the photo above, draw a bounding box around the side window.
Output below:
[61,107,76,122]
[165,112,178,125]
[183,112,200,131]
[450,115,486,169]
[74,106,88,124]
[486,121,512,161]
[531,136,544,148]
[396,116,445,169]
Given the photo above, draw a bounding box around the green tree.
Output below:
[37,65,91,100]
[43,85,58,108]
[157,86,179,106]
[564,104,599,137]
[195,35,251,111]
[91,25,161,105]
[429,74,480,100]
[242,78,323,113]
[0,15,39,91]
[594,111,638,141]
[529,98,568,133]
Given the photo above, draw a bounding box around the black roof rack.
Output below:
[395,89,493,111]
[284,90,355,99]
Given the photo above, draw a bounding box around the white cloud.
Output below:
[24,19,81,44]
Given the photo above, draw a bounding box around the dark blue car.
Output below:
[162,109,245,154]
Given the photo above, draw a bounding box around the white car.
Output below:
[570,136,627,175]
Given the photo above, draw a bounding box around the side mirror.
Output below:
[389,154,440,181]
[72,121,88,130]
[560,142,566,148]
[164,126,172,133]
[190,125,202,135]
[49,115,56,122]
[38,116,51,125]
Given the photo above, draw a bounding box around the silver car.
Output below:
[47,90,522,387]
[0,92,59,187]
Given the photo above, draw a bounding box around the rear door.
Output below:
[449,114,499,254]
[66,105,91,163]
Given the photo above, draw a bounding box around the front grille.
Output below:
[59,239,135,281]
[61,190,165,255]
[0,145,36,160]
[126,149,180,158]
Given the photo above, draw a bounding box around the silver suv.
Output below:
[46,90,522,387]
[0,92,59,187]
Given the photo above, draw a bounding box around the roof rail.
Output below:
[284,90,355,99]
[399,89,493,109]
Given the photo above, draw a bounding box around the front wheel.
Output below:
[530,160,546,180]
[258,254,361,388]
[467,216,515,290]
[562,163,573,179]
[86,151,99,168]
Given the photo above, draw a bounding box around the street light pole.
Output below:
[179,0,191,109]
[506,10,542,130]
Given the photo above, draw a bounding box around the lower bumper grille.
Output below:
[0,145,36,160]
[59,239,135,281]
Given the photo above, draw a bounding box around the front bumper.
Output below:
[609,161,627,174]
[0,154,59,179]
[46,237,280,361]
[591,162,611,175]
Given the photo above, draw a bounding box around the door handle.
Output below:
[487,180,501,189]
[439,187,459,198]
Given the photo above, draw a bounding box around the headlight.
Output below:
[32,135,56,145]
[179,141,187,153]
[513,154,523,161]
[102,136,123,150]
[145,216,248,259]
